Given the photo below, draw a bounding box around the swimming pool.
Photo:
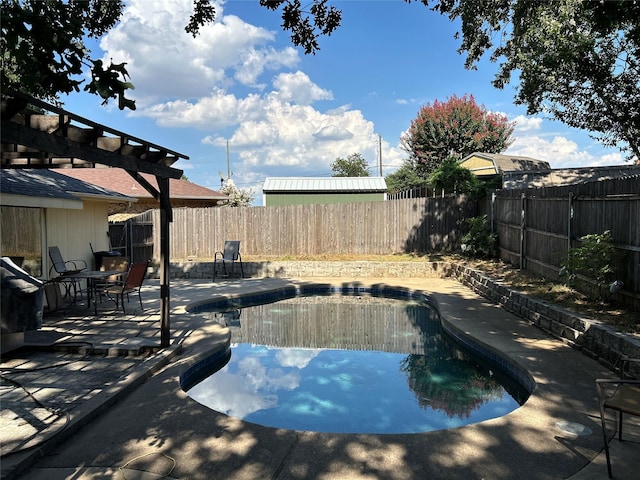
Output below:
[182,286,532,434]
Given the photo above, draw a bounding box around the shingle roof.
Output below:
[462,153,551,173]
[263,177,387,192]
[502,165,640,189]
[58,168,227,200]
[0,169,135,202]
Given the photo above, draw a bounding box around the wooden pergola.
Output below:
[1,90,189,348]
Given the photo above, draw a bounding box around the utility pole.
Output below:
[220,140,232,187]
[378,134,382,176]
[226,139,231,180]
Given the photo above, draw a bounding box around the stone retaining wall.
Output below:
[150,260,639,377]
[446,264,640,377]
[151,260,454,280]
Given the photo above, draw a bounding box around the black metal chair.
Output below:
[596,356,640,479]
[48,246,87,299]
[213,240,244,281]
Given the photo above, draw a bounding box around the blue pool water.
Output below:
[185,293,529,434]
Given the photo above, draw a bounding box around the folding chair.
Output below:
[213,240,244,281]
[596,356,640,478]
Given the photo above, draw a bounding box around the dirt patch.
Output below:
[461,257,639,334]
[243,253,639,334]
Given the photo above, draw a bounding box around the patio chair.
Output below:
[48,246,87,299]
[103,261,148,314]
[596,356,640,479]
[213,240,244,281]
[94,256,129,303]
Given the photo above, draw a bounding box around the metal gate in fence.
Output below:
[108,210,154,264]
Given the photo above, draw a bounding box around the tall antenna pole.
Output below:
[226,139,230,180]
[378,134,382,176]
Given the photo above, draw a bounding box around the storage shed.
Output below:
[460,152,551,178]
[262,177,387,206]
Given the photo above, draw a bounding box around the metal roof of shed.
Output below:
[263,177,387,193]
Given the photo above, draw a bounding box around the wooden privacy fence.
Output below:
[491,176,640,292]
[151,196,478,260]
[108,210,154,264]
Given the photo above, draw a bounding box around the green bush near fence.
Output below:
[561,231,620,288]
[460,215,497,259]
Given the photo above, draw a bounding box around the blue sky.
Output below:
[61,0,626,205]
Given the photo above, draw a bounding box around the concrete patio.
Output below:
[1,276,639,479]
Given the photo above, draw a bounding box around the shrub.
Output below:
[460,215,497,258]
[561,231,619,287]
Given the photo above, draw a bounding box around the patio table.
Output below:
[72,270,124,315]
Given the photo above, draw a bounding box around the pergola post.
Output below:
[158,176,171,348]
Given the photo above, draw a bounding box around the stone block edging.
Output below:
[448,263,640,377]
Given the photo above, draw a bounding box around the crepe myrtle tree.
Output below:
[1,0,341,109]
[400,94,514,179]
[408,0,640,162]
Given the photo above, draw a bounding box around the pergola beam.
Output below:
[1,121,182,179]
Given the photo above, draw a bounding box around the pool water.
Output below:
[186,294,527,434]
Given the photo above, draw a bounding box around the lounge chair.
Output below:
[596,356,640,478]
[213,240,244,281]
[103,261,148,314]
[48,246,87,299]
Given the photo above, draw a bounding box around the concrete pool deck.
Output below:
[1,276,639,479]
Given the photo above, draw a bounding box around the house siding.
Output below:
[459,156,497,175]
[45,201,112,276]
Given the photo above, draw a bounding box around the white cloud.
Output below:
[313,125,354,141]
[506,135,624,169]
[100,0,298,104]
[96,0,407,189]
[276,348,322,368]
[189,352,301,418]
[512,115,543,132]
[141,89,264,129]
[273,71,333,105]
[395,98,422,106]
[504,114,625,169]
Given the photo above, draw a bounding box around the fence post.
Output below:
[490,191,496,234]
[567,192,573,258]
[520,192,526,270]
